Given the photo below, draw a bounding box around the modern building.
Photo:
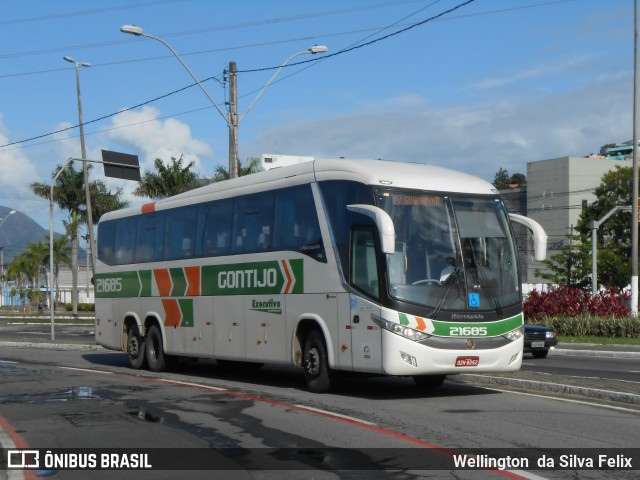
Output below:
[523,154,632,283]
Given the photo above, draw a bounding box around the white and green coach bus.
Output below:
[94,159,546,392]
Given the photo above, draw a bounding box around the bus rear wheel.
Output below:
[303,330,335,393]
[127,325,146,370]
[145,325,168,372]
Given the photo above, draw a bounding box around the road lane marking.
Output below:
[293,404,376,426]
[60,366,114,375]
[485,387,640,414]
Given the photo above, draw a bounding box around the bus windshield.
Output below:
[377,191,520,316]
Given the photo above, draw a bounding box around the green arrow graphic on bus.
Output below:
[398,312,522,337]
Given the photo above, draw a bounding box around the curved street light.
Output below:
[63,55,96,278]
[0,210,16,228]
[120,24,328,178]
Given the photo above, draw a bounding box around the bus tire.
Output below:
[145,325,167,372]
[303,330,335,393]
[127,324,147,370]
[413,374,446,389]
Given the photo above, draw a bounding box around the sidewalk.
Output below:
[453,343,640,408]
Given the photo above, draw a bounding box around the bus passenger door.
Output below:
[349,228,383,373]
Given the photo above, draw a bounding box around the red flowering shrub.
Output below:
[524,286,631,320]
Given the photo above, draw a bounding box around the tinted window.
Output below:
[232,192,274,253]
[135,213,164,263]
[114,216,137,265]
[273,185,325,262]
[164,206,198,260]
[97,220,116,265]
[202,199,233,256]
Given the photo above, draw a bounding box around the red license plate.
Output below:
[455,356,479,367]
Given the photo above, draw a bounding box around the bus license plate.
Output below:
[531,341,545,348]
[455,356,479,367]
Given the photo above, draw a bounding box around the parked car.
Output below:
[524,324,557,358]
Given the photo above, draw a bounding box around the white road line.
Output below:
[59,366,114,375]
[487,387,640,414]
[157,378,228,391]
[293,405,377,426]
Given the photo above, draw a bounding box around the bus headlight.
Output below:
[502,325,524,342]
[372,315,431,342]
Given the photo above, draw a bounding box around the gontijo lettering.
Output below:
[218,268,278,289]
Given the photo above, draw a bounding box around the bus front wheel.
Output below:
[145,325,168,372]
[127,325,147,370]
[303,330,335,393]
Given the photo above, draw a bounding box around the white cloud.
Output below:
[100,106,213,174]
[245,73,633,181]
[0,114,42,218]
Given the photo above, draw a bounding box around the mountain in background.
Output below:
[0,206,85,266]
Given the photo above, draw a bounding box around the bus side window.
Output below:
[97,220,116,265]
[350,227,380,299]
[113,216,137,265]
[164,207,197,260]
[203,200,233,256]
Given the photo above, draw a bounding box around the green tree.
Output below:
[6,254,30,298]
[492,167,511,190]
[575,165,634,289]
[133,156,201,199]
[211,157,263,182]
[31,162,128,313]
[535,233,592,289]
[10,241,49,305]
[509,172,526,186]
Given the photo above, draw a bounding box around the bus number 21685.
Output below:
[449,326,487,336]
[96,277,122,293]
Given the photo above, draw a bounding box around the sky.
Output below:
[0,0,634,243]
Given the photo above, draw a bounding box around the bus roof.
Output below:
[101,159,497,221]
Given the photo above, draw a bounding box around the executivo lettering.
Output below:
[250,298,283,315]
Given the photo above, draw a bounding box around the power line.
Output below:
[1,0,476,150]
[0,0,189,26]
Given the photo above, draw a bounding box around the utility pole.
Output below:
[632,0,639,315]
[228,62,239,179]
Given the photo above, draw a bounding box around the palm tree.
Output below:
[31,162,128,313]
[211,157,262,182]
[6,254,30,305]
[50,235,72,307]
[133,155,201,200]
[10,241,49,306]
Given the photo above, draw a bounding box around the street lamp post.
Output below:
[120,25,327,178]
[63,56,96,285]
[0,210,16,307]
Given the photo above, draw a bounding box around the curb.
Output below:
[0,341,104,351]
[453,374,640,406]
[551,348,640,359]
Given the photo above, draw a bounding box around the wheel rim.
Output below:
[305,347,320,377]
[128,335,140,358]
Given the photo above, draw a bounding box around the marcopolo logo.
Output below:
[250,298,282,315]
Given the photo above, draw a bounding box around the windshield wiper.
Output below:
[429,266,461,319]
[474,264,503,318]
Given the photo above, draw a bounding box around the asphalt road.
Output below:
[0,346,639,479]
[0,318,638,408]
